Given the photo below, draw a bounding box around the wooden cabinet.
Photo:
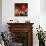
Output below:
[7,23,34,46]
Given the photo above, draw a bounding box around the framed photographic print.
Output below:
[14,3,28,16]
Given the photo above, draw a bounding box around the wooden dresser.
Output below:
[7,23,34,46]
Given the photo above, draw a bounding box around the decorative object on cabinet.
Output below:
[25,20,30,23]
[9,19,19,23]
[25,17,30,23]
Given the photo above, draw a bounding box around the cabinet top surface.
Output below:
[7,23,34,25]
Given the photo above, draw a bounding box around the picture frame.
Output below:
[14,3,28,16]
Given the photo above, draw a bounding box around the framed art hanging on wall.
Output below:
[14,3,28,16]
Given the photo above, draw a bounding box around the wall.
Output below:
[2,0,40,30]
[0,0,2,32]
[40,0,46,13]
[2,0,46,46]
[40,0,46,31]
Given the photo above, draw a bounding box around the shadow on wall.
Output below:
[0,0,2,32]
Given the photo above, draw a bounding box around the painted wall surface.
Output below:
[40,0,46,13]
[2,0,46,46]
[2,0,40,31]
[0,0,2,32]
